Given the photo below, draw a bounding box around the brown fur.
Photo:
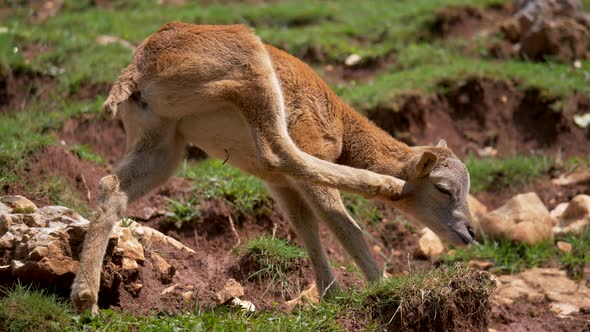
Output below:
[72,22,475,314]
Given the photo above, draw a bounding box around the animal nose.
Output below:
[467,224,475,241]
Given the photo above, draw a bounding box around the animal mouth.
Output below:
[453,228,474,245]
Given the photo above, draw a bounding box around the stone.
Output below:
[467,194,488,238]
[181,291,193,301]
[0,232,15,250]
[132,225,195,253]
[28,246,49,261]
[550,302,579,317]
[467,260,495,270]
[556,241,572,253]
[284,282,320,311]
[0,214,11,234]
[552,166,590,186]
[550,202,569,222]
[38,257,78,276]
[117,228,145,262]
[480,193,554,244]
[230,298,256,312]
[121,257,139,271]
[554,194,590,235]
[161,284,179,295]
[414,228,445,260]
[344,54,362,66]
[0,196,37,213]
[215,278,244,304]
[0,202,11,215]
[96,35,135,51]
[151,253,175,284]
[22,213,47,227]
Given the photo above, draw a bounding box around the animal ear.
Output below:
[437,139,447,148]
[414,151,438,178]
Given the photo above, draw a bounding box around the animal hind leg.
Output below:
[71,116,185,314]
[300,183,382,282]
[266,183,339,297]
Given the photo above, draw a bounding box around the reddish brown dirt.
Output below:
[367,76,590,159]
[72,80,111,100]
[58,113,127,164]
[429,4,513,40]
[320,52,396,84]
[0,67,56,113]
[490,299,590,332]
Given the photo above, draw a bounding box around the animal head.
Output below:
[393,140,475,245]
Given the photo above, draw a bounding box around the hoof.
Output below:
[71,289,99,316]
[98,175,120,194]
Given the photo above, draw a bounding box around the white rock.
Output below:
[230,298,256,312]
[344,54,361,66]
[480,193,554,244]
[414,228,445,260]
[555,194,590,235]
[215,278,245,304]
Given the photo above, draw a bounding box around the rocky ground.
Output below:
[1,0,590,331]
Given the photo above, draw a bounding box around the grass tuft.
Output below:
[241,236,307,283]
[349,264,495,331]
[0,284,73,332]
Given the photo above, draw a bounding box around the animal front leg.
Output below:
[70,176,127,315]
[71,128,185,314]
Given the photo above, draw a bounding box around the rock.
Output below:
[28,246,49,261]
[550,202,569,221]
[554,194,590,235]
[0,195,196,298]
[161,284,179,295]
[467,260,495,270]
[132,225,195,253]
[550,302,579,317]
[414,228,445,260]
[0,196,37,214]
[480,193,554,244]
[0,202,11,215]
[151,252,175,284]
[215,278,244,304]
[467,194,488,237]
[344,54,362,66]
[284,282,320,311]
[181,291,193,301]
[121,257,139,271]
[0,232,16,249]
[96,35,135,51]
[520,17,589,61]
[230,298,256,312]
[552,166,590,186]
[556,241,573,253]
[116,228,145,262]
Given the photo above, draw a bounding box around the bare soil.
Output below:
[428,4,513,40]
[367,76,590,159]
[0,66,56,113]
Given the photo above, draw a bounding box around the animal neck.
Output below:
[337,104,412,180]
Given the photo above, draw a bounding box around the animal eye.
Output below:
[435,185,452,196]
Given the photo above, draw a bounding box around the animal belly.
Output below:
[178,107,283,182]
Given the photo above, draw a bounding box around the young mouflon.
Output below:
[71,22,475,314]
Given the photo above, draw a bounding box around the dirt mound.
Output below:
[367,76,590,158]
[58,113,127,164]
[72,80,111,100]
[0,66,56,113]
[429,4,512,40]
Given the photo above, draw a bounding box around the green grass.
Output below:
[69,144,104,164]
[179,159,272,216]
[32,175,90,215]
[466,154,552,193]
[0,284,73,332]
[241,236,307,283]
[0,265,494,332]
[163,196,201,229]
[444,228,590,277]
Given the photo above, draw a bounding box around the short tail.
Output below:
[102,64,140,117]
